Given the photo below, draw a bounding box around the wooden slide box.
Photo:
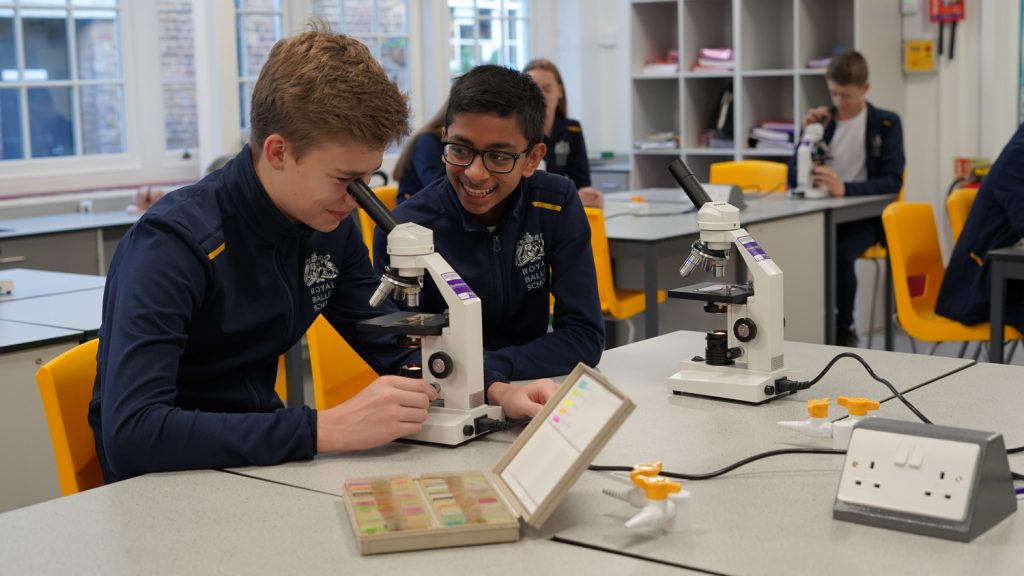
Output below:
[342,363,635,555]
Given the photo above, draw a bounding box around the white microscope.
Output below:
[347,180,504,446]
[665,159,789,404]
[792,122,831,199]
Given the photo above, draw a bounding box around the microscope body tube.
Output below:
[347,180,399,235]
[668,158,712,209]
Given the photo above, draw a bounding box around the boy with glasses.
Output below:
[374,65,604,415]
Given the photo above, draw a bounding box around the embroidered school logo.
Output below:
[303,252,338,287]
[514,232,545,267]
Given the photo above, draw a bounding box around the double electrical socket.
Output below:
[834,418,1017,542]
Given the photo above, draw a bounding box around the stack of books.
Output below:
[807,56,831,70]
[748,120,795,150]
[691,48,734,72]
[634,131,679,150]
[643,49,679,75]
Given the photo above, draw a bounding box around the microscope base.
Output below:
[668,359,786,404]
[0,279,12,295]
[405,404,505,446]
[790,186,828,200]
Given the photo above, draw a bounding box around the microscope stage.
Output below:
[357,311,448,336]
[668,282,752,304]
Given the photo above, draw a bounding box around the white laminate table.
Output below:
[0,468,694,575]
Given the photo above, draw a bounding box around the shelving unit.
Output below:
[629,0,858,183]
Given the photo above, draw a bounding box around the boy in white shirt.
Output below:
[788,50,905,347]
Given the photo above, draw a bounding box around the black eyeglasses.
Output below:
[440,141,532,174]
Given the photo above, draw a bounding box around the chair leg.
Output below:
[927,341,941,356]
[624,318,636,345]
[975,342,987,361]
[956,341,968,358]
[866,259,881,349]
[1007,340,1020,363]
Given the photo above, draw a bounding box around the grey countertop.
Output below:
[0,210,138,240]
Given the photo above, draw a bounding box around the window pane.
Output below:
[506,19,528,67]
[0,10,16,79]
[79,83,123,154]
[236,0,280,10]
[480,41,499,66]
[380,36,407,92]
[342,0,372,36]
[24,10,71,81]
[75,10,120,80]
[378,0,405,34]
[311,0,340,30]
[159,5,194,82]
[28,86,74,157]
[0,88,23,159]
[163,82,197,151]
[478,11,491,40]
[239,81,254,129]
[72,1,118,7]
[237,13,280,78]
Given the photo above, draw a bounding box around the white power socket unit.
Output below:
[837,429,980,522]
[834,418,1017,542]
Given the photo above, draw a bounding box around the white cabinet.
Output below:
[629,0,859,184]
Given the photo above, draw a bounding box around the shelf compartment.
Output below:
[798,0,854,69]
[632,80,681,150]
[682,76,734,149]
[798,73,830,119]
[740,75,794,152]
[682,0,733,74]
[739,0,794,71]
[631,1,680,75]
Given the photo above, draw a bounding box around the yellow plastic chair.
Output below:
[709,160,788,193]
[585,207,666,343]
[359,185,399,262]
[881,202,1022,357]
[946,187,979,243]
[273,355,287,404]
[35,338,104,496]
[306,315,378,410]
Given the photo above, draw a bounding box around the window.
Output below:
[0,0,125,161]
[314,0,410,94]
[447,0,528,76]
[235,0,282,131]
[158,0,196,153]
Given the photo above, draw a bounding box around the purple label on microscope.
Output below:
[738,235,771,261]
[441,271,480,301]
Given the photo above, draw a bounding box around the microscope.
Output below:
[665,159,788,404]
[792,122,831,199]
[346,180,504,446]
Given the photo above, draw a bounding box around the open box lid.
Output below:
[491,363,635,529]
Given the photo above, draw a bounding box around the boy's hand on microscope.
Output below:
[487,379,559,420]
[812,165,846,197]
[803,106,831,127]
[316,376,438,453]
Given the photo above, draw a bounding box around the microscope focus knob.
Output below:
[427,352,454,379]
[733,318,757,343]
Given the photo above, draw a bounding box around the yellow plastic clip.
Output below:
[639,475,682,500]
[837,396,880,416]
[630,461,664,487]
[807,397,830,419]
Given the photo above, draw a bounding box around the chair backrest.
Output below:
[881,202,946,338]
[584,207,616,316]
[306,315,378,410]
[273,355,287,404]
[359,185,400,262]
[946,187,978,243]
[35,338,103,496]
[709,160,788,193]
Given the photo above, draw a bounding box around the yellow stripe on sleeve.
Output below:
[207,242,226,260]
[531,201,562,212]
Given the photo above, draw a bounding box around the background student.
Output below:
[787,50,905,347]
[392,102,447,204]
[524,58,605,209]
[374,65,605,406]
[936,124,1024,332]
